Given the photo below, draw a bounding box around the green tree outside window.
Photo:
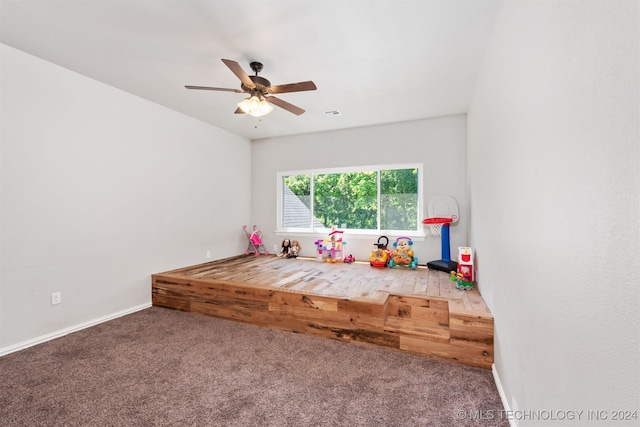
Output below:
[282,166,419,232]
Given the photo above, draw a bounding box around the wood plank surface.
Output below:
[152,255,494,369]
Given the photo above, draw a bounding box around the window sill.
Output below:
[275,230,427,242]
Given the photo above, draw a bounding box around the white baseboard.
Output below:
[493,363,518,427]
[0,303,152,357]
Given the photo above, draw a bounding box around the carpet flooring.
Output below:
[0,307,508,426]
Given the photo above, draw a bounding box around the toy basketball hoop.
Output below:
[423,216,458,273]
[422,217,453,236]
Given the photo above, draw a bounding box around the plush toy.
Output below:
[389,237,418,269]
[290,240,301,258]
[278,239,291,257]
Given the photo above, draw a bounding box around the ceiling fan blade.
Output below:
[234,107,245,114]
[221,59,255,89]
[266,96,305,115]
[185,85,244,93]
[268,81,317,94]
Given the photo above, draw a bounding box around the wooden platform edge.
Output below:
[151,269,494,369]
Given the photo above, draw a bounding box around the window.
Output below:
[277,164,422,235]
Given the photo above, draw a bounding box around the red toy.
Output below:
[457,247,474,283]
[370,236,390,267]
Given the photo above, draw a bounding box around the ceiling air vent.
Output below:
[324,110,342,117]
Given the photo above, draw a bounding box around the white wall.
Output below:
[250,115,468,263]
[0,44,251,352]
[468,2,639,425]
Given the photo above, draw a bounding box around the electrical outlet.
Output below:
[51,291,62,305]
[273,244,278,251]
[206,250,211,259]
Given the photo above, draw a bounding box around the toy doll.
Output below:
[278,239,291,257]
[290,240,301,258]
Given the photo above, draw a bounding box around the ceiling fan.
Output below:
[185,59,317,117]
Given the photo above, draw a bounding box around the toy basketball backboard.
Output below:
[427,195,459,223]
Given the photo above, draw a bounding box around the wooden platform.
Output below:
[152,255,494,368]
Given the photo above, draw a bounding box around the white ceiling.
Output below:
[0,0,501,141]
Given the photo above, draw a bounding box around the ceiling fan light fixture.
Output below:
[258,99,274,116]
[238,95,273,117]
[187,59,315,117]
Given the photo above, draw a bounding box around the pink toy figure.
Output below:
[315,226,345,262]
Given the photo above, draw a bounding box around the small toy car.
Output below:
[450,271,473,290]
[370,236,390,267]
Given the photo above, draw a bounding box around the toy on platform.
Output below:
[450,271,473,290]
[423,217,456,271]
[314,239,325,261]
[278,239,291,257]
[370,235,390,267]
[314,227,345,263]
[243,225,269,256]
[457,247,474,283]
[290,240,301,258]
[450,247,474,290]
[389,236,418,269]
[424,195,459,273]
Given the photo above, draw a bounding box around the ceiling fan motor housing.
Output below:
[241,62,270,92]
[242,75,271,92]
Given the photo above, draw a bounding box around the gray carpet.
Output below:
[0,307,508,426]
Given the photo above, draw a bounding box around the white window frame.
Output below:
[276,163,424,238]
